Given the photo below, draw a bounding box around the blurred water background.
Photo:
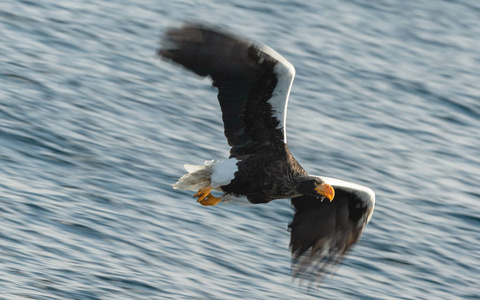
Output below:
[1,0,479,299]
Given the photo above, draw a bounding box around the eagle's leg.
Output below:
[193,186,221,206]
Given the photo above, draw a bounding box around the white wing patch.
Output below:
[317,176,376,223]
[257,44,296,142]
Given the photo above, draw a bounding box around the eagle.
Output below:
[158,23,375,283]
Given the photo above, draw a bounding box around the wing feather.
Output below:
[289,177,375,284]
[159,23,295,157]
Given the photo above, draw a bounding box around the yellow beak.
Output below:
[315,182,335,202]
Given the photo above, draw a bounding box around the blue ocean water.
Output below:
[1,0,479,299]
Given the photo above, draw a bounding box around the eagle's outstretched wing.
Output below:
[159,23,295,157]
[290,177,375,283]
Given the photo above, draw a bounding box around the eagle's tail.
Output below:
[172,160,215,191]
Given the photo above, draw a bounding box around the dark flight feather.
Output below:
[290,179,375,283]
[160,24,289,157]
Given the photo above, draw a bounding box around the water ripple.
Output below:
[1,0,479,299]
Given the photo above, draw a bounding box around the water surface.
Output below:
[1,0,479,299]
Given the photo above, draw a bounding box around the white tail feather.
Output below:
[172,160,215,191]
[184,164,205,173]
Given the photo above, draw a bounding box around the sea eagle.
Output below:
[159,23,375,283]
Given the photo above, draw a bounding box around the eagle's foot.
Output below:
[193,186,221,206]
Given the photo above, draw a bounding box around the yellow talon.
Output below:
[193,186,212,202]
[199,195,221,206]
[193,186,221,206]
